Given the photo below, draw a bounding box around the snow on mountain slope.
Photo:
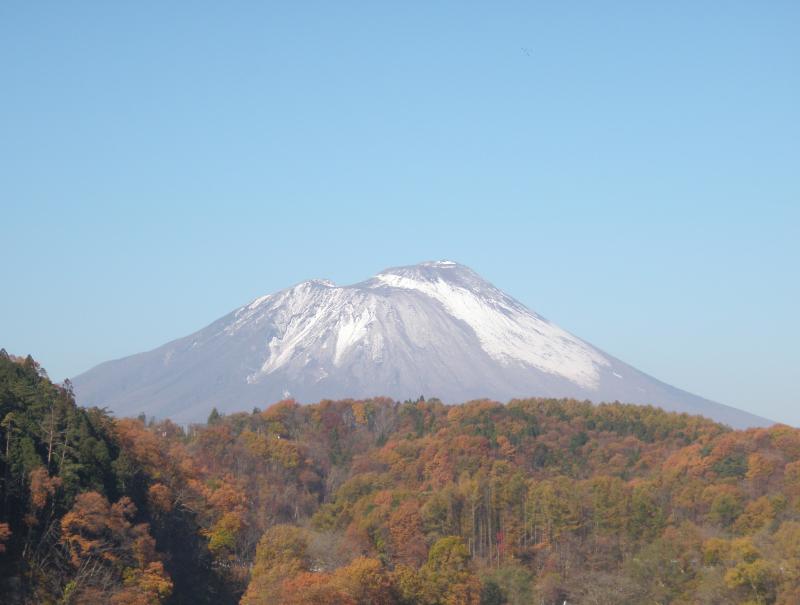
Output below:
[371,264,608,387]
[71,261,772,428]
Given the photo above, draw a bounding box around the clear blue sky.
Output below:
[1,2,798,425]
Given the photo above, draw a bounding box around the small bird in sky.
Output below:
[521,47,531,56]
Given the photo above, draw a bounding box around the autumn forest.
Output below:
[1,350,799,604]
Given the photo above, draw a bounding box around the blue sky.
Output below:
[1,2,798,425]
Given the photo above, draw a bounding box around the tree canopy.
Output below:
[2,351,800,603]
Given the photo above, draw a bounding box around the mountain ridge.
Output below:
[72,261,772,428]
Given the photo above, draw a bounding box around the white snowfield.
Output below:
[228,261,607,388]
[72,261,772,429]
[371,272,609,388]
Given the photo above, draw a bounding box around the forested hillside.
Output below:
[0,351,231,604]
[2,351,799,604]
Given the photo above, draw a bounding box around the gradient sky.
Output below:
[1,2,798,425]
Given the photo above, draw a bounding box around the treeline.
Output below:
[2,351,800,603]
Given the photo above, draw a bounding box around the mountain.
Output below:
[72,261,771,428]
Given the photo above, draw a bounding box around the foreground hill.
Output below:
[3,353,800,604]
[72,261,770,428]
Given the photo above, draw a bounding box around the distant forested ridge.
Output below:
[2,351,799,604]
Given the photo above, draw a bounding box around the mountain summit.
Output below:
[73,261,770,428]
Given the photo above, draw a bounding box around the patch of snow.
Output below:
[372,273,608,388]
[334,302,375,365]
[248,294,272,310]
[234,262,609,390]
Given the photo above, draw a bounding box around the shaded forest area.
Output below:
[1,350,799,604]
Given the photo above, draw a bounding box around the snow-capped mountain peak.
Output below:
[72,261,771,428]
[369,264,608,388]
